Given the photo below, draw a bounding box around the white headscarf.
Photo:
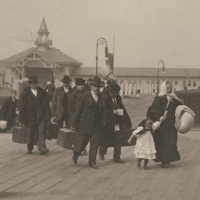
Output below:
[158,80,183,105]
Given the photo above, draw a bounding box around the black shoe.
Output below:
[27,151,33,154]
[166,161,170,165]
[72,154,78,164]
[114,158,125,163]
[89,163,99,169]
[144,166,150,170]
[161,163,168,168]
[137,159,142,169]
[40,149,49,155]
[83,149,88,155]
[99,154,104,160]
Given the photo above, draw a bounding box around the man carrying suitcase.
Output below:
[70,77,106,169]
[18,75,51,155]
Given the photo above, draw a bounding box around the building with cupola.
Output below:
[0,18,82,90]
[0,19,200,97]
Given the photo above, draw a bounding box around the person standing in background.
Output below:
[45,80,55,106]
[0,89,18,132]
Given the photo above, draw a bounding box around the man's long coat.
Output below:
[18,87,51,135]
[51,86,73,120]
[103,93,132,134]
[70,91,106,135]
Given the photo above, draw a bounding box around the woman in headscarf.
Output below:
[147,80,183,168]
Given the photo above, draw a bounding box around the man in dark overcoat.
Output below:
[69,78,88,155]
[69,78,86,118]
[0,89,18,132]
[101,79,117,96]
[18,75,51,155]
[99,82,132,163]
[70,77,106,169]
[51,75,73,128]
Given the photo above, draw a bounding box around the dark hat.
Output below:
[11,89,17,93]
[28,75,38,83]
[87,78,92,83]
[108,82,121,93]
[101,81,105,87]
[61,75,72,83]
[75,78,85,86]
[107,79,117,85]
[90,77,102,87]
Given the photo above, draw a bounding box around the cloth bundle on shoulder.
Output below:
[175,105,195,134]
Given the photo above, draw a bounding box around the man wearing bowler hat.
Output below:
[69,78,88,155]
[18,75,51,155]
[99,82,132,163]
[70,77,106,169]
[69,78,86,117]
[51,75,73,128]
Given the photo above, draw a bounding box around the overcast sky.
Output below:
[0,0,200,68]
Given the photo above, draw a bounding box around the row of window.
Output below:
[121,79,197,86]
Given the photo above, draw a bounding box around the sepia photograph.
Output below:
[0,0,200,199]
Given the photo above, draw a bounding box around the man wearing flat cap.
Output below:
[51,75,74,128]
[18,75,51,155]
[99,82,132,163]
[70,77,106,169]
[0,89,18,132]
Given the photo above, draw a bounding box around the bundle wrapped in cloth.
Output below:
[175,105,195,134]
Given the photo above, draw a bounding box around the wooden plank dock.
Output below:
[0,96,200,200]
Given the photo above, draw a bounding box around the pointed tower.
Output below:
[34,18,52,52]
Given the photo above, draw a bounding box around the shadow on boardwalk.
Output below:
[0,96,200,200]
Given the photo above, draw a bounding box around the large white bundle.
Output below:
[0,121,7,129]
[175,105,195,134]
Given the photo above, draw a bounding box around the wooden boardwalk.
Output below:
[0,96,200,200]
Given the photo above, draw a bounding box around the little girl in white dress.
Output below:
[128,117,165,170]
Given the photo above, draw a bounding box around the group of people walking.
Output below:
[0,75,183,170]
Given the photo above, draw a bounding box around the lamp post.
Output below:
[183,70,189,90]
[96,37,108,76]
[157,59,165,94]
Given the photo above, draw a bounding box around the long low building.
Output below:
[0,19,199,96]
[72,67,200,94]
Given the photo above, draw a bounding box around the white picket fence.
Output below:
[119,83,157,96]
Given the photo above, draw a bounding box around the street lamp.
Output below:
[183,70,189,90]
[96,37,108,76]
[157,59,165,94]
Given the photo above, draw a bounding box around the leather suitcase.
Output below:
[108,129,136,147]
[56,128,84,152]
[12,126,31,144]
[48,123,59,139]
